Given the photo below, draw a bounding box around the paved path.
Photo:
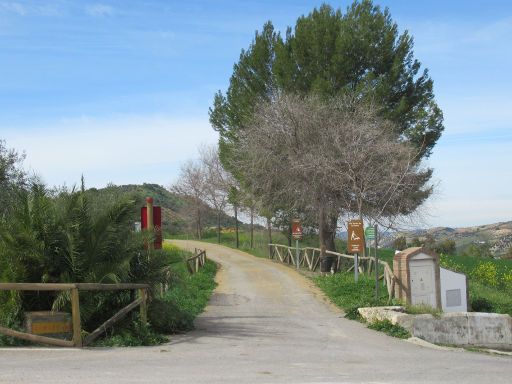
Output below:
[0,240,510,383]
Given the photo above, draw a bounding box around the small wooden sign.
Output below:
[292,219,303,240]
[348,220,365,253]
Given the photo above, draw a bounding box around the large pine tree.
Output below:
[210,1,444,249]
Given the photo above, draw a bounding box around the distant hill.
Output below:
[385,221,512,256]
[86,183,238,235]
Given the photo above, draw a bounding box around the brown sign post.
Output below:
[348,219,365,282]
[348,220,365,253]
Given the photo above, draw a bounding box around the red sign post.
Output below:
[141,197,162,249]
[291,219,302,270]
[292,219,303,240]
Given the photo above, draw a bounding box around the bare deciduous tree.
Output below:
[235,92,432,251]
[199,145,231,244]
[171,159,207,239]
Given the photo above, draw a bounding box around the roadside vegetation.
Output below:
[97,243,217,347]
[0,143,217,347]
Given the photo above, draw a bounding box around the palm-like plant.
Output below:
[0,180,174,331]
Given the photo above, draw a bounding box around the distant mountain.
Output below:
[384,221,512,256]
[86,183,238,235]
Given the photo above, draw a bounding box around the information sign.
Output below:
[365,226,375,240]
[348,220,365,253]
[292,219,303,240]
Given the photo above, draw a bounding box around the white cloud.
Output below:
[2,114,218,188]
[0,1,26,15]
[85,3,113,17]
[0,1,64,16]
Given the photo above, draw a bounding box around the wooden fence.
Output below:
[268,244,396,300]
[0,283,149,348]
[186,248,207,274]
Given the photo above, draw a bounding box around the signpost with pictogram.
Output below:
[348,220,365,281]
[292,219,302,270]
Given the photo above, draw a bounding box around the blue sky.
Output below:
[0,0,511,228]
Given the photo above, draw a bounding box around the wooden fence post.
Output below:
[71,287,82,347]
[139,288,147,323]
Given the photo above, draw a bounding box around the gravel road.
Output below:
[0,240,510,383]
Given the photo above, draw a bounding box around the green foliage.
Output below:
[434,239,456,255]
[0,181,177,337]
[367,319,411,339]
[211,0,443,173]
[461,243,492,258]
[313,272,388,313]
[409,237,421,247]
[0,140,27,219]
[469,282,512,315]
[149,259,217,333]
[94,319,168,347]
[471,262,499,287]
[393,236,406,250]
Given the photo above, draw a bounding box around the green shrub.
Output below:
[94,320,167,347]
[149,259,217,334]
[148,298,195,333]
[367,319,411,339]
[470,297,493,312]
[471,262,499,287]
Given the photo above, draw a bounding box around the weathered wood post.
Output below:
[71,287,82,347]
[139,288,147,323]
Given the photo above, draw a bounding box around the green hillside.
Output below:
[86,183,237,235]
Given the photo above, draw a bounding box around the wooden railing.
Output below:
[268,244,396,300]
[0,283,149,348]
[186,248,207,274]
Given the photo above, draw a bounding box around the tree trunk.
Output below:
[235,204,239,249]
[217,211,221,244]
[250,206,254,248]
[197,206,202,240]
[318,206,336,252]
[267,216,272,257]
[267,217,272,244]
[287,223,292,247]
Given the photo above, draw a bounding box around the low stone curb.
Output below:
[358,306,512,351]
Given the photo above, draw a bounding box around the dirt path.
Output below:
[0,240,510,383]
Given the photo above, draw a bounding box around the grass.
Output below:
[313,272,389,313]
[367,319,411,339]
[405,303,443,318]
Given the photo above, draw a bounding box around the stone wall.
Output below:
[358,306,512,350]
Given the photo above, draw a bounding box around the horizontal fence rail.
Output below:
[0,282,149,348]
[268,243,395,300]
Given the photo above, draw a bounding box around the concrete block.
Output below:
[413,313,469,346]
[467,312,512,349]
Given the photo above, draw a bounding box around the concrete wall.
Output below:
[358,307,512,350]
